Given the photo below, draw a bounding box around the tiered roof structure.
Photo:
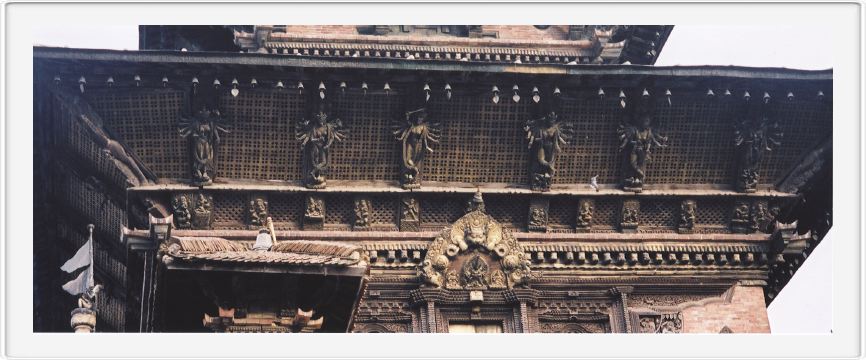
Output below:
[33,25,831,333]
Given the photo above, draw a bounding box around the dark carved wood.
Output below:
[618,93,667,192]
[525,99,573,191]
[303,194,325,230]
[732,97,782,193]
[394,104,440,189]
[296,99,346,189]
[620,199,640,233]
[527,198,549,232]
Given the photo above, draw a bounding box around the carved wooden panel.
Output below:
[52,96,133,189]
[212,192,245,229]
[268,193,303,230]
[419,194,465,230]
[330,92,402,181]
[424,96,530,183]
[556,96,622,184]
[539,321,610,333]
[86,90,188,178]
[639,198,679,233]
[219,90,302,181]
[86,89,829,186]
[757,99,831,183]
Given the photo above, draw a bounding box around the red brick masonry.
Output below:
[681,285,770,333]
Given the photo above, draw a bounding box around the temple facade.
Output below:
[33,25,832,333]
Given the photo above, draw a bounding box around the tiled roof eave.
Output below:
[265,41,590,57]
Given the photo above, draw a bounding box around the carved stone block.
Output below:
[353,196,373,231]
[575,198,594,232]
[620,199,640,233]
[247,193,269,229]
[677,199,696,234]
[635,312,683,333]
[527,198,549,232]
[399,196,420,232]
[303,194,325,230]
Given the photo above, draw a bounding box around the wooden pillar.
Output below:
[609,286,634,333]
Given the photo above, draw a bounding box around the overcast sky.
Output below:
[32,25,833,333]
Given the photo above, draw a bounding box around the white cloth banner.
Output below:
[61,238,92,273]
[62,266,92,296]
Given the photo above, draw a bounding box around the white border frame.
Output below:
[3,2,862,359]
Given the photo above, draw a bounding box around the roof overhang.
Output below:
[34,46,832,81]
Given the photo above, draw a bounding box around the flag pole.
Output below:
[69,224,98,333]
[87,224,96,333]
[87,224,95,295]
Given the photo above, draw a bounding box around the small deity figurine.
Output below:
[354,198,372,229]
[172,194,192,229]
[393,107,441,189]
[622,207,639,225]
[192,193,213,229]
[576,200,593,228]
[306,196,324,218]
[461,255,490,289]
[402,197,419,221]
[733,103,782,192]
[179,105,229,186]
[524,110,573,191]
[248,197,268,227]
[731,202,754,233]
[529,208,545,226]
[296,102,347,189]
[618,109,667,192]
[679,200,697,231]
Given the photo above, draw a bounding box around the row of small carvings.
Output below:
[365,249,771,267]
[167,191,782,233]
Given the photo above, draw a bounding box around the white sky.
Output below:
[32,25,833,333]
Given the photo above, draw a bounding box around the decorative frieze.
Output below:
[635,312,683,333]
[153,189,790,234]
[419,193,532,290]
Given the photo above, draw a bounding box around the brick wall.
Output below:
[482,25,570,40]
[280,25,359,36]
[681,285,770,333]
[275,25,573,41]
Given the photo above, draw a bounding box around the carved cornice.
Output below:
[129,180,801,198]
